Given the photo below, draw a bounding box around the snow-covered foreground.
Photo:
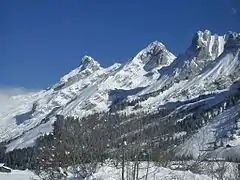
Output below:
[0,170,38,180]
[90,165,212,180]
[0,164,214,180]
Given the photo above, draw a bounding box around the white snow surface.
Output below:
[0,170,38,180]
[90,164,212,180]
[176,102,240,160]
[0,163,213,180]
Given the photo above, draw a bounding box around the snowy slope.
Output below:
[176,101,240,160]
[0,91,44,143]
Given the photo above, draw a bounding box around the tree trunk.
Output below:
[145,156,150,180]
[121,148,125,180]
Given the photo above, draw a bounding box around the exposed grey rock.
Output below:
[143,41,176,71]
[134,41,176,71]
[187,30,224,60]
[225,32,240,50]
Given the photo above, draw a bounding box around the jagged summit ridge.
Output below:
[138,31,234,95]
[187,30,225,60]
[55,55,101,88]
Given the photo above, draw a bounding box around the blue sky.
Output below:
[0,0,239,89]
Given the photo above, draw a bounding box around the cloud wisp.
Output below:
[232,7,237,15]
[0,86,38,113]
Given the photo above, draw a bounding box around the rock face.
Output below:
[187,30,225,60]
[126,41,176,72]
[170,30,225,78]
[225,32,240,50]
[134,41,176,71]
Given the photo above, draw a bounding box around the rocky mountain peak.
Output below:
[147,41,166,49]
[79,56,101,71]
[132,41,176,71]
[224,32,240,50]
[187,30,225,60]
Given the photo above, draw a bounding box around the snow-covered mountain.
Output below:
[0,40,176,150]
[132,31,239,112]
[138,30,226,95]
[1,30,240,161]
